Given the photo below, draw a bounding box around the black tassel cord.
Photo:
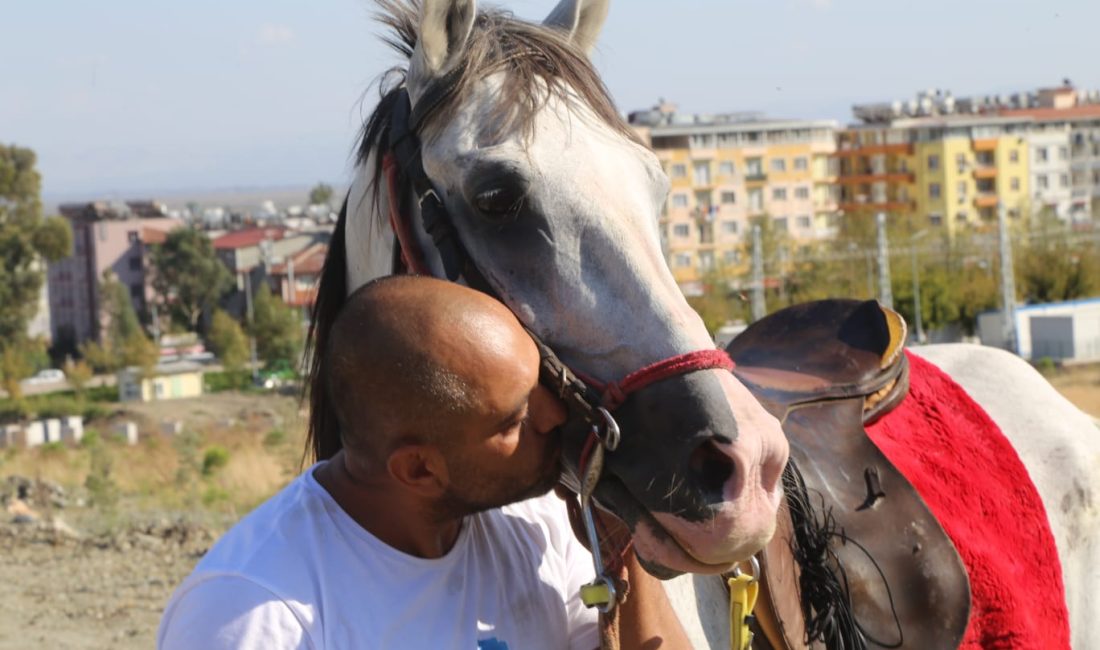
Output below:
[782,460,903,650]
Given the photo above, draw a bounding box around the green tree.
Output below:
[63,359,94,400]
[309,182,334,207]
[80,273,159,374]
[208,309,249,372]
[0,145,73,395]
[1016,215,1099,304]
[150,228,232,332]
[251,284,302,367]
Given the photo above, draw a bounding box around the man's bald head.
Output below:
[325,275,537,469]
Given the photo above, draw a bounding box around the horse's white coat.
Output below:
[661,345,1100,648]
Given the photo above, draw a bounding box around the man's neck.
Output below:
[313,451,463,559]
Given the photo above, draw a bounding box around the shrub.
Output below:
[80,429,102,448]
[40,441,65,455]
[204,370,251,393]
[263,429,287,448]
[1035,357,1057,376]
[201,485,231,507]
[201,446,230,476]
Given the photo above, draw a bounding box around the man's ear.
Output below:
[386,444,450,498]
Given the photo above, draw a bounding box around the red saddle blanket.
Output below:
[866,352,1070,649]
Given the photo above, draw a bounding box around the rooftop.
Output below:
[270,242,326,277]
[212,227,287,250]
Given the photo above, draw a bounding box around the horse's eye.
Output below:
[474,186,525,221]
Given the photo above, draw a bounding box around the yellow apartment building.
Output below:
[629,105,838,292]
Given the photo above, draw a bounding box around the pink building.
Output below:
[48,201,181,347]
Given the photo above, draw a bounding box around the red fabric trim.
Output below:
[867,352,1070,649]
[383,154,431,276]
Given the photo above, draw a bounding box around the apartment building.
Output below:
[630,104,838,290]
[843,84,1100,236]
[47,201,180,348]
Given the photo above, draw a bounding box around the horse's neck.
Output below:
[344,156,398,292]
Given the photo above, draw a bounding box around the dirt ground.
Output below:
[0,372,1097,650]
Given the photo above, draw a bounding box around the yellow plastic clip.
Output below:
[580,580,614,610]
[728,558,760,650]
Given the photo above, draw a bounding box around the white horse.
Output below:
[312,0,1100,646]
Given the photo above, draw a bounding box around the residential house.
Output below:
[117,361,205,403]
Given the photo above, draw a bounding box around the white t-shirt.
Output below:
[157,465,598,650]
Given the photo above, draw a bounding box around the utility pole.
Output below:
[243,271,259,384]
[876,212,894,309]
[910,239,924,344]
[997,202,1018,354]
[751,224,766,322]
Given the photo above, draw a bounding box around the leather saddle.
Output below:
[726,299,971,650]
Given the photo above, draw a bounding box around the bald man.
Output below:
[158,276,688,650]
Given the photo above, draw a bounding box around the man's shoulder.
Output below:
[192,470,329,578]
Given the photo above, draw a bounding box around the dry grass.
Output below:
[1047,363,1100,419]
[0,392,308,519]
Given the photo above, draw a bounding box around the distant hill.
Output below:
[44,184,348,215]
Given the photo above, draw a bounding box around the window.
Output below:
[699,251,715,271]
[748,188,764,212]
[693,161,712,186]
[771,158,786,172]
[1009,150,1019,163]
[956,211,968,223]
[127,230,139,244]
[1059,146,1069,160]
[128,255,142,271]
[720,191,736,204]
[718,161,735,176]
[745,158,764,177]
[929,183,942,199]
[671,164,687,178]
[723,250,741,265]
[956,153,966,166]
[772,188,787,201]
[674,253,692,268]
[929,213,943,226]
[793,157,808,171]
[928,154,940,171]
[796,215,812,229]
[957,180,967,196]
[794,187,810,200]
[774,217,788,231]
[673,224,690,238]
[671,194,689,208]
[130,284,143,300]
[1036,147,1048,163]
[1037,175,1049,190]
[1010,177,1020,191]
[721,221,738,235]
[1060,174,1069,188]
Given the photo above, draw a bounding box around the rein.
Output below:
[382,84,735,640]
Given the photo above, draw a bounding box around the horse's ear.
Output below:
[543,0,609,57]
[409,0,477,101]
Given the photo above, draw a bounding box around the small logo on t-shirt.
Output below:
[477,638,508,650]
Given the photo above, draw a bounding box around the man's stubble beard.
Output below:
[433,454,562,521]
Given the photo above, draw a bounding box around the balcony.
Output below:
[835,172,915,184]
[971,166,998,180]
[832,142,913,157]
[838,200,915,213]
[972,139,998,152]
[744,173,768,183]
[973,193,999,209]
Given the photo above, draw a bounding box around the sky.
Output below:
[3,0,1099,199]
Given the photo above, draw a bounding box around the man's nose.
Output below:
[529,385,567,435]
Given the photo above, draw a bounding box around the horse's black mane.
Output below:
[305,0,637,463]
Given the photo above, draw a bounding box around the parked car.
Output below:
[22,369,65,385]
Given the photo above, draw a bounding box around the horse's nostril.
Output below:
[689,438,734,498]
